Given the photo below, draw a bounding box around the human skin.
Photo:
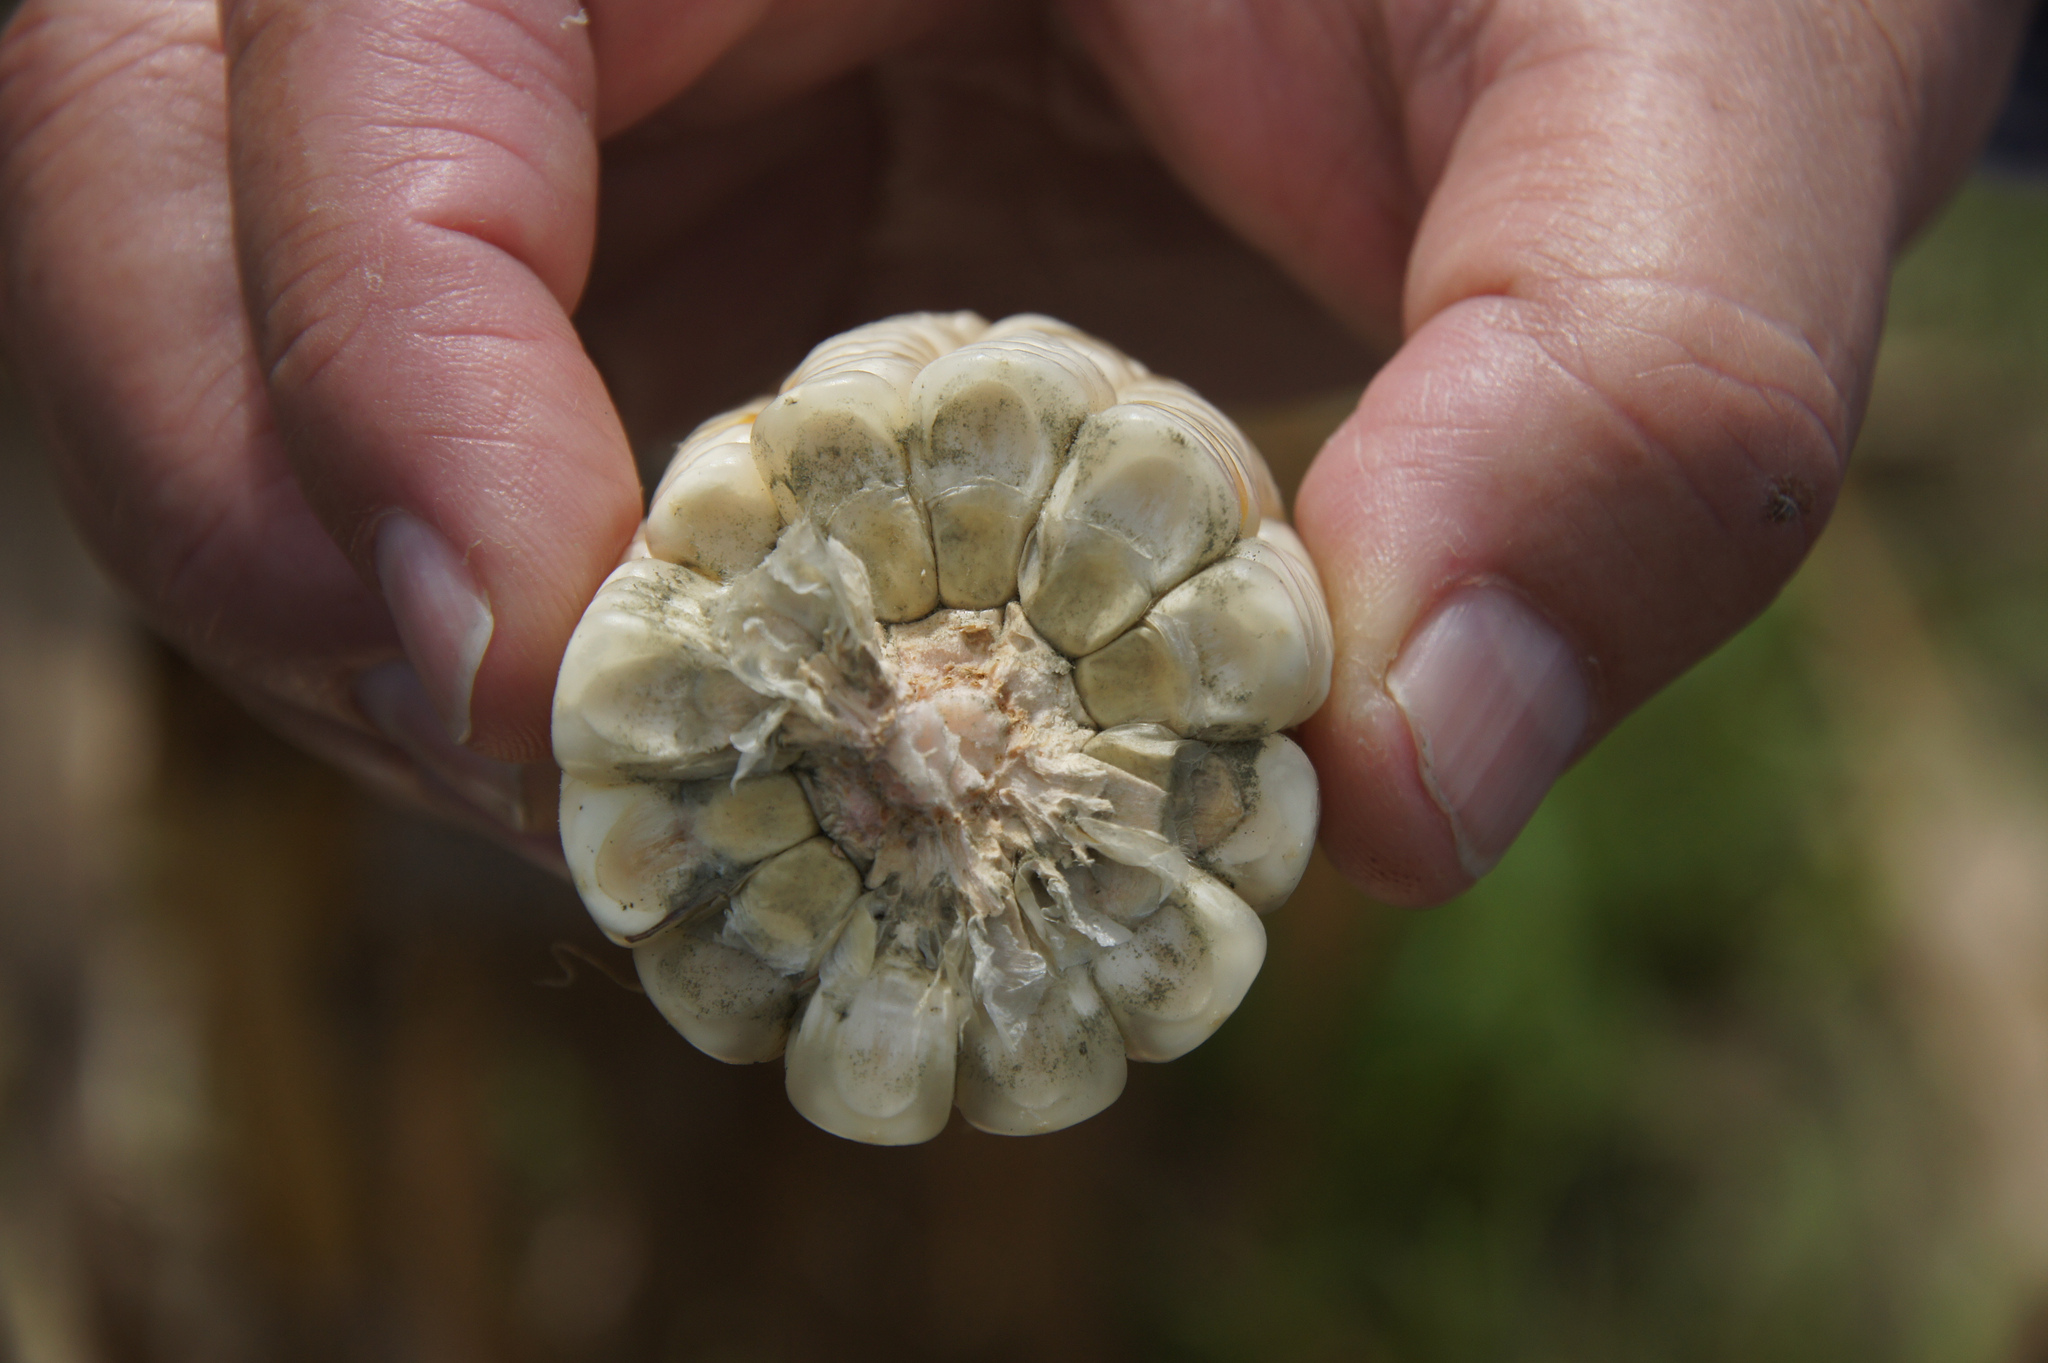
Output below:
[0,0,2028,900]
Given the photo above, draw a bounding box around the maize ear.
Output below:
[553,314,1331,1144]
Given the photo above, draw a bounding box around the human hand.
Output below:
[0,0,1371,865]
[0,0,2024,897]
[1066,0,2029,899]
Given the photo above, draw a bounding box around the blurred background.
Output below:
[7,161,2048,1363]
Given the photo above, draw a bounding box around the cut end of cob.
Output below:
[552,313,1330,1143]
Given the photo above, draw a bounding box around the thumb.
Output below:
[1069,0,2025,902]
[1300,0,2025,901]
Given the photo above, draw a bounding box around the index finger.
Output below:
[222,0,641,759]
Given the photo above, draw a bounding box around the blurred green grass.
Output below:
[1151,608,1909,1363]
[1864,179,2048,746]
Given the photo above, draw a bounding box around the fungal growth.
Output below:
[553,313,1332,1144]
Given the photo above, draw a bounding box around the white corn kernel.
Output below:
[634,916,800,1064]
[785,912,963,1146]
[1082,721,1198,789]
[1182,736,1320,913]
[552,559,767,782]
[954,968,1127,1136]
[910,323,1117,608]
[750,314,986,622]
[1082,724,1319,912]
[1090,875,1266,1062]
[560,771,818,944]
[720,835,863,974]
[1073,533,1332,738]
[644,402,782,581]
[983,313,1152,392]
[554,314,1329,1144]
[1017,382,1265,658]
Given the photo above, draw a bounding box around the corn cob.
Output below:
[553,314,1331,1144]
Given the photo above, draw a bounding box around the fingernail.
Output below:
[1387,586,1590,878]
[375,512,493,743]
[356,660,535,831]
